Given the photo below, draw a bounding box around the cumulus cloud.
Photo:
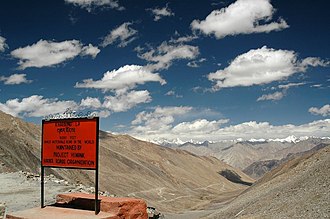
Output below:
[81,44,100,58]
[257,91,284,101]
[0,95,78,117]
[172,119,229,134]
[0,36,8,52]
[208,46,329,91]
[147,4,174,21]
[309,104,330,117]
[75,65,166,92]
[137,41,199,71]
[75,65,166,113]
[11,39,100,69]
[191,0,289,39]
[0,73,32,85]
[131,106,193,133]
[95,110,111,118]
[80,91,151,114]
[101,22,137,48]
[80,97,102,109]
[65,0,124,12]
[103,90,151,112]
[0,91,154,118]
[128,108,330,142]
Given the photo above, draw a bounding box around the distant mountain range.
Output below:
[156,136,330,171]
[153,135,330,146]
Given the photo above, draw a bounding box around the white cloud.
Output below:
[95,110,111,118]
[169,34,198,44]
[0,36,8,52]
[76,65,166,114]
[103,90,151,112]
[138,42,199,71]
[81,44,100,58]
[147,4,174,21]
[257,91,284,101]
[0,73,32,85]
[128,108,330,141]
[278,82,306,89]
[165,90,183,98]
[65,0,124,12]
[80,97,102,109]
[191,0,289,39]
[75,65,166,92]
[11,39,100,69]
[0,95,78,117]
[310,84,322,88]
[299,57,329,69]
[165,90,175,96]
[0,91,152,118]
[101,22,138,48]
[131,106,193,133]
[172,119,229,134]
[309,104,330,117]
[257,82,306,101]
[187,58,207,68]
[208,46,329,90]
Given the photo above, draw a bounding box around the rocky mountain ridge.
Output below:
[173,137,330,170]
[243,142,329,179]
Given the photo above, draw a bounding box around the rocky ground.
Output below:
[0,171,111,215]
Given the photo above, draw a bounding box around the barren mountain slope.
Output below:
[243,159,281,179]
[0,110,254,212]
[0,110,94,184]
[206,145,330,219]
[243,143,329,179]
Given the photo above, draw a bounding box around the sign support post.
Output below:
[41,166,44,208]
[95,118,99,214]
[41,117,99,214]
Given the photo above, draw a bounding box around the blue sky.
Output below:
[0,0,329,142]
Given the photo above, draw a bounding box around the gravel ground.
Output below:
[0,171,103,214]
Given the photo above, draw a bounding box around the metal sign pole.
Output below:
[41,166,44,208]
[41,120,45,209]
[95,117,99,215]
[95,168,98,214]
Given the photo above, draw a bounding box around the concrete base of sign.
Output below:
[6,193,148,219]
[6,206,115,219]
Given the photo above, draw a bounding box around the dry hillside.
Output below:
[205,145,330,218]
[0,110,254,212]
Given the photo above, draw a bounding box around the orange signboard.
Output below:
[42,117,99,169]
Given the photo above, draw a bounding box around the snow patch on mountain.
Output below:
[151,135,330,146]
